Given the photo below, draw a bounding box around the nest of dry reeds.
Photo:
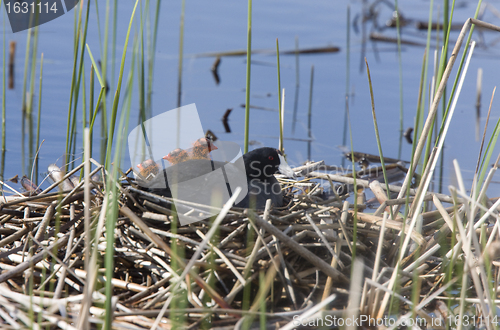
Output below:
[0,157,496,329]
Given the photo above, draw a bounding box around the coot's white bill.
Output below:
[278,154,295,178]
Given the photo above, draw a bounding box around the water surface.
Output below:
[1,0,500,195]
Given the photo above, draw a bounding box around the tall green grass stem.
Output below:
[28,26,39,116]
[66,0,90,168]
[291,36,299,135]
[307,65,314,160]
[1,6,5,180]
[104,31,139,330]
[244,0,252,153]
[104,0,140,168]
[346,101,357,262]
[146,0,161,113]
[177,0,185,108]
[276,39,283,153]
[35,54,43,185]
[111,0,118,93]
[342,5,350,167]
[436,2,483,145]
[365,58,394,220]
[89,65,94,157]
[64,1,83,167]
[394,0,404,160]
[20,24,32,114]
[99,0,111,164]
[85,44,107,140]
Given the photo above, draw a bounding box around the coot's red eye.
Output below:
[268,156,274,160]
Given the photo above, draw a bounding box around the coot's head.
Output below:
[243,147,295,181]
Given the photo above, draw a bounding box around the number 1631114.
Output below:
[5,2,58,14]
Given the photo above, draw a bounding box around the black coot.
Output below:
[141,147,294,209]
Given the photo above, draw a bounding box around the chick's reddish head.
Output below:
[163,148,190,165]
[137,159,160,179]
[190,138,218,160]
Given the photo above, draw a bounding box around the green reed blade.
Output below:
[65,1,83,168]
[89,87,105,143]
[89,65,94,157]
[27,26,39,116]
[365,58,394,220]
[346,92,357,261]
[20,21,32,115]
[65,0,90,169]
[477,110,500,193]
[111,0,118,92]
[244,0,252,153]
[99,0,111,164]
[82,60,87,143]
[94,0,103,53]
[394,0,404,159]
[147,0,161,113]
[291,35,299,135]
[417,0,435,180]
[138,0,145,117]
[177,0,185,108]
[276,38,283,153]
[35,53,43,185]
[104,33,138,330]
[1,5,5,181]
[436,1,483,145]
[342,5,350,167]
[104,0,140,167]
[86,44,105,87]
[307,65,314,160]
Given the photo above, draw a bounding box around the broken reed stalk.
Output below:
[21,31,30,114]
[8,41,15,90]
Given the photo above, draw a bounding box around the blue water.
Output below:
[1,0,500,195]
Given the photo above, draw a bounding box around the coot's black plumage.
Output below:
[142,147,294,209]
